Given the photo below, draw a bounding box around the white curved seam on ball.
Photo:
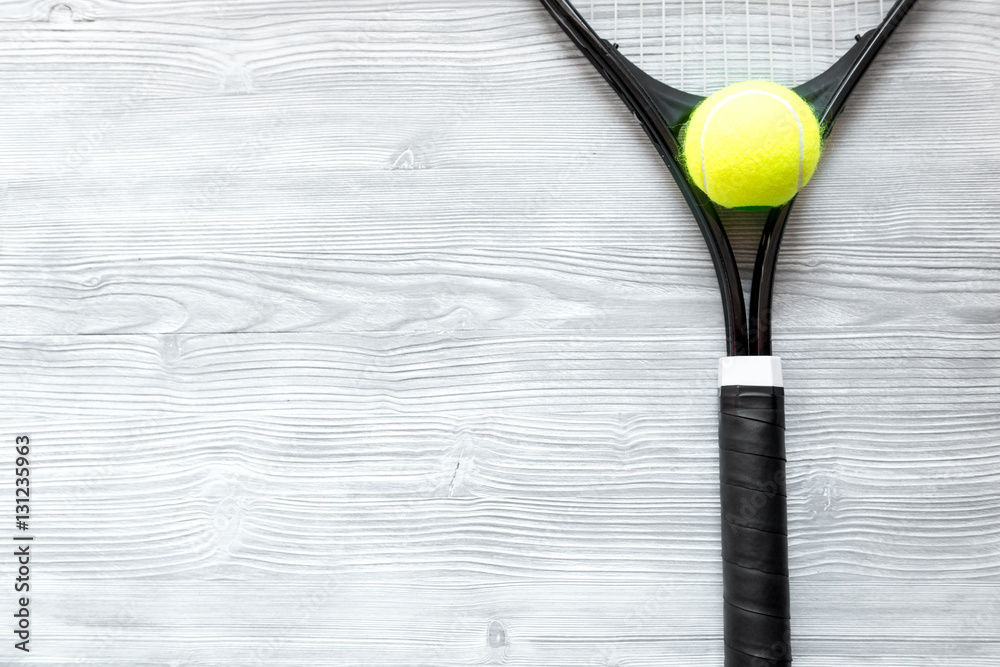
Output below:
[699,89,806,197]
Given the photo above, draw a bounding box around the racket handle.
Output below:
[718,357,791,667]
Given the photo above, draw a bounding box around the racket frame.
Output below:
[538,0,918,356]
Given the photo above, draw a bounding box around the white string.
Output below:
[614,0,619,43]
[830,0,836,60]
[640,0,645,64]
[745,0,752,80]
[667,0,672,82]
[789,0,797,83]
[767,0,774,81]
[722,0,729,84]
[702,0,708,89]
[807,0,815,77]
[575,0,891,96]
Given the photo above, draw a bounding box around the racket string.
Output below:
[702,0,708,89]
[831,0,837,63]
[722,0,729,83]
[766,0,775,81]
[664,0,669,82]
[585,0,878,94]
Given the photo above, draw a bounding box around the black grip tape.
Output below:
[719,385,791,667]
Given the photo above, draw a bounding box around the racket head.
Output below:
[580,0,897,96]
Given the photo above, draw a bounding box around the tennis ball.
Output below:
[682,80,822,209]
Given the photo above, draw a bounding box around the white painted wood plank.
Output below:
[1,247,995,335]
[17,582,1000,665]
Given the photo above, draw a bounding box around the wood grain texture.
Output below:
[0,0,998,665]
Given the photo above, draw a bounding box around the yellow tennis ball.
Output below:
[682,80,822,209]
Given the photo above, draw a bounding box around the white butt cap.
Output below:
[719,356,784,388]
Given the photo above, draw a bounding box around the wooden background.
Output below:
[0,0,997,664]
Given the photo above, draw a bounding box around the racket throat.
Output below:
[610,45,703,129]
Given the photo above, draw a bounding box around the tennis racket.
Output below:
[537,1,917,664]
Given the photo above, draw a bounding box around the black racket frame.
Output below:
[538,0,918,357]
